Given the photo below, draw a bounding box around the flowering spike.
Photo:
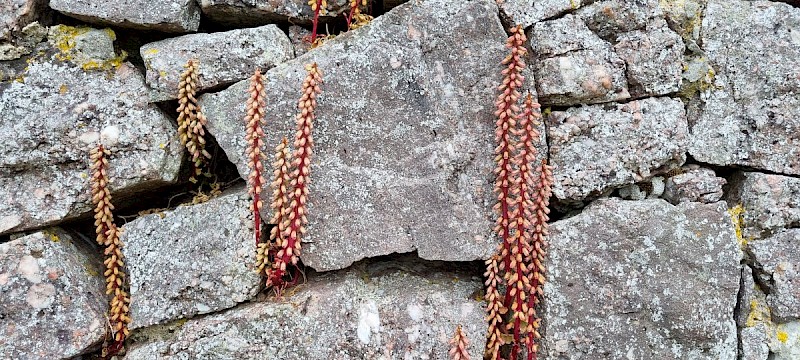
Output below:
[266,63,323,290]
[177,59,211,181]
[449,325,471,360]
[90,145,131,357]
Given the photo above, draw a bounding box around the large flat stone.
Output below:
[200,0,351,26]
[727,172,800,240]
[120,187,260,330]
[0,229,107,359]
[499,0,588,29]
[199,0,545,271]
[690,0,800,175]
[544,199,741,359]
[125,258,485,359]
[547,97,687,202]
[49,0,200,32]
[141,24,293,101]
[749,230,800,323]
[0,25,183,236]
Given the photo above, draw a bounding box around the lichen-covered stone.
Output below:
[200,0,545,271]
[0,25,183,236]
[726,172,800,239]
[200,0,351,26]
[119,187,260,330]
[544,199,741,359]
[740,324,771,360]
[769,321,800,360]
[530,1,684,105]
[749,230,800,323]
[50,0,200,32]
[531,14,631,106]
[547,97,687,202]
[125,258,485,359]
[690,0,800,175]
[614,18,684,96]
[141,25,293,101]
[499,0,588,29]
[663,166,726,204]
[0,0,47,42]
[0,229,107,359]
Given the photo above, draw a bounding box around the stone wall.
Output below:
[1,0,798,359]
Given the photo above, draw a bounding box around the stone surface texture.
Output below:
[529,0,684,106]
[0,0,45,41]
[125,259,485,360]
[141,25,293,101]
[547,97,687,202]
[49,0,200,32]
[499,0,588,29]
[663,166,727,204]
[120,188,260,330]
[200,0,547,271]
[0,229,107,359]
[690,0,800,175]
[544,199,741,359]
[200,0,351,26]
[727,172,800,240]
[0,25,183,236]
[749,230,800,323]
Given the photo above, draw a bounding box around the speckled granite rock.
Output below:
[199,0,545,271]
[530,1,683,105]
[499,0,588,29]
[727,172,800,239]
[663,167,726,204]
[125,258,485,359]
[49,0,200,32]
[0,229,107,359]
[200,0,351,26]
[141,25,293,101]
[0,21,46,60]
[120,187,260,330]
[531,14,630,106]
[288,25,312,57]
[690,0,800,175]
[0,0,49,60]
[0,25,183,236]
[544,199,741,359]
[749,230,800,323]
[547,97,687,202]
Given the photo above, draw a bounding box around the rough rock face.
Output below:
[0,0,46,41]
[125,258,485,359]
[547,97,687,202]
[690,0,800,175]
[663,167,727,204]
[529,0,683,106]
[0,25,183,236]
[499,0,588,29]
[749,230,800,324]
[200,0,546,271]
[727,172,800,240]
[141,25,293,101]
[200,0,351,26]
[49,0,200,32]
[120,188,260,330]
[544,199,741,359]
[0,229,107,359]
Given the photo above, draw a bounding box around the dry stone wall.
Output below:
[0,0,798,359]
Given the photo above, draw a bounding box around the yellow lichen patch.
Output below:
[777,330,789,343]
[49,25,127,72]
[746,298,771,327]
[728,204,746,247]
[59,84,68,94]
[143,48,159,56]
[570,0,579,10]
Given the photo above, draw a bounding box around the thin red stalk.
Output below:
[311,0,323,44]
[525,160,553,360]
[267,63,323,290]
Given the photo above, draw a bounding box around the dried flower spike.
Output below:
[266,63,323,290]
[449,325,471,360]
[346,0,372,30]
[90,145,131,356]
[177,59,211,181]
[244,69,270,273]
